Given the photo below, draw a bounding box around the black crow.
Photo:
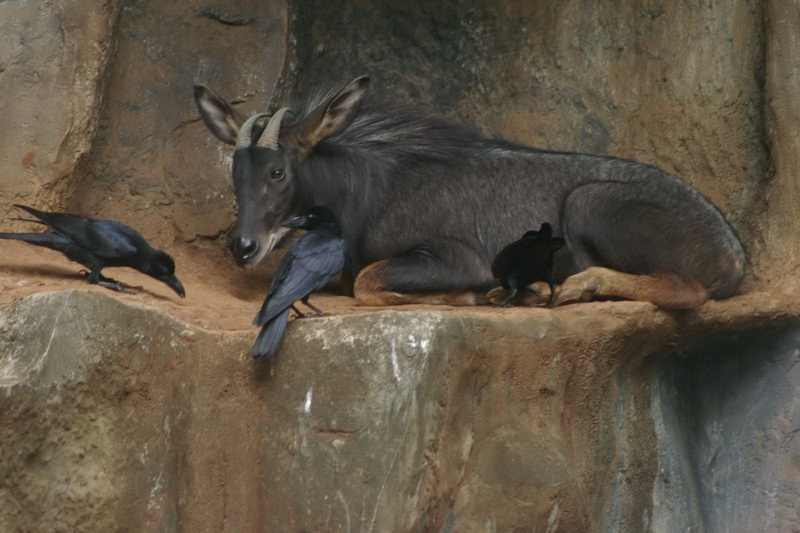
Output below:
[252,206,346,358]
[0,204,185,297]
[491,222,566,307]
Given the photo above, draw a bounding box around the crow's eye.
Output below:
[271,168,285,181]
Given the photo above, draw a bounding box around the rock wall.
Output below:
[0,0,121,202]
[2,291,799,532]
[652,325,800,532]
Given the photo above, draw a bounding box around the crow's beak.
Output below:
[280,214,309,229]
[163,274,186,298]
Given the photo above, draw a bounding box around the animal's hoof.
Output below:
[488,282,553,307]
[552,273,599,306]
[552,287,584,306]
[518,281,552,306]
[487,287,510,306]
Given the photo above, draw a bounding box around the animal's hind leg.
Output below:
[354,244,492,306]
[553,267,709,309]
[557,180,729,309]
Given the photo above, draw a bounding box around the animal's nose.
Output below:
[231,237,259,265]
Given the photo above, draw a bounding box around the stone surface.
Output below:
[652,325,800,532]
[2,290,800,532]
[0,0,121,203]
[762,0,800,293]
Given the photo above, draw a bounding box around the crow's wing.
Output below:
[492,236,538,278]
[0,232,74,251]
[255,235,345,325]
[14,206,140,259]
[506,238,567,282]
[80,220,142,259]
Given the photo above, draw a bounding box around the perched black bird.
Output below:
[491,222,566,307]
[252,206,346,358]
[0,204,185,297]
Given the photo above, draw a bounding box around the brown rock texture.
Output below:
[0,0,122,201]
[1,290,799,532]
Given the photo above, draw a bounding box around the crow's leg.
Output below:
[290,304,306,319]
[97,279,140,295]
[545,280,557,308]
[496,279,518,308]
[299,296,326,317]
[83,267,140,295]
[354,241,493,306]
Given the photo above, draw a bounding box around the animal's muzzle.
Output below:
[231,236,259,267]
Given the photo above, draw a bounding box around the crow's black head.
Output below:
[145,250,185,298]
[280,205,341,233]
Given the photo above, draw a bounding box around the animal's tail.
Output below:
[0,232,71,252]
[251,308,291,358]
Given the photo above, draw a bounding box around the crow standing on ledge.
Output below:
[491,222,566,307]
[0,204,185,298]
[252,206,345,359]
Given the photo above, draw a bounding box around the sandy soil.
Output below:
[0,236,792,337]
[0,238,499,333]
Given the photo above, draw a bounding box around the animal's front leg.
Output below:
[354,245,492,306]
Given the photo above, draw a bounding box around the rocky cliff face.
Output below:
[2,1,800,531]
[1,291,799,532]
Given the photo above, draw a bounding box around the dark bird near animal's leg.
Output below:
[0,204,185,298]
[252,206,346,359]
[489,222,566,308]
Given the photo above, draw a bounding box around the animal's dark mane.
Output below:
[289,91,489,166]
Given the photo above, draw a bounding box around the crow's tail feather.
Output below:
[9,217,46,225]
[251,308,291,359]
[0,232,71,252]
[12,204,48,221]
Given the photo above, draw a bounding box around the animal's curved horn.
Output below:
[235,113,270,149]
[256,107,291,150]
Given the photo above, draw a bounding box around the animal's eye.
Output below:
[271,168,285,181]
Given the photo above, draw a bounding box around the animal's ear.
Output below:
[194,85,244,145]
[288,76,370,149]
